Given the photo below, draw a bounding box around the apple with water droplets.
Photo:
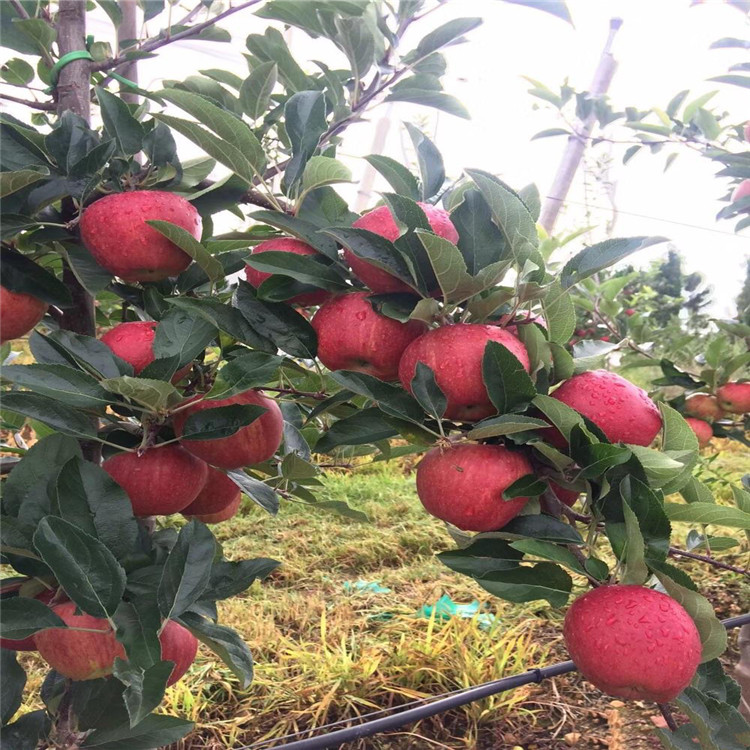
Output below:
[312,292,426,381]
[563,585,701,702]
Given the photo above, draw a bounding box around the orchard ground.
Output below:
[6,436,748,750]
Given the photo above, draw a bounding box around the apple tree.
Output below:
[0,2,749,749]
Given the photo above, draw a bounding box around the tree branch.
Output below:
[668,546,749,576]
[0,92,55,111]
[9,0,30,20]
[91,0,264,73]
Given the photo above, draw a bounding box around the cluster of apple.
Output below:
[0,188,720,704]
[683,385,750,448]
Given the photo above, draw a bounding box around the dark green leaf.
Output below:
[33,517,126,618]
[314,407,398,453]
[180,404,267,441]
[1,392,97,439]
[157,520,215,621]
[363,155,420,201]
[150,306,218,369]
[468,414,549,440]
[101,376,182,413]
[329,370,424,422]
[112,658,172,728]
[208,352,283,399]
[226,470,279,515]
[282,90,327,192]
[410,362,446,420]
[246,250,345,290]
[477,562,573,606]
[0,650,25,726]
[250,210,339,260]
[499,514,584,544]
[407,17,482,60]
[0,710,50,750]
[405,122,444,200]
[240,61,277,120]
[482,340,536,414]
[30,330,133,379]
[95,87,144,156]
[692,659,742,707]
[438,538,524,577]
[502,474,547,500]
[0,596,66,640]
[1,364,110,410]
[1,246,71,307]
[146,220,222,282]
[81,714,194,749]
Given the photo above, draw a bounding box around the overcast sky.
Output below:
[32,1,750,316]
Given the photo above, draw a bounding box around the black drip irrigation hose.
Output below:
[245,611,750,750]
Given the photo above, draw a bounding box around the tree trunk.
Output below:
[736,624,750,720]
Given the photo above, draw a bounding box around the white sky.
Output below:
[14,0,750,315]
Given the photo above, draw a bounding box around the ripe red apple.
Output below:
[549,482,579,507]
[684,417,713,448]
[181,466,242,523]
[731,179,750,206]
[35,601,125,680]
[416,443,534,532]
[716,381,750,414]
[79,190,201,282]
[100,321,192,383]
[36,602,198,684]
[563,585,702,702]
[159,619,199,686]
[549,370,662,447]
[624,309,635,317]
[244,237,331,307]
[0,588,57,651]
[684,394,725,421]
[345,202,459,294]
[0,286,47,344]
[311,292,427,381]
[398,323,530,421]
[173,389,283,470]
[187,493,242,524]
[103,443,209,516]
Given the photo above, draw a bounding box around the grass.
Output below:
[11,443,750,749]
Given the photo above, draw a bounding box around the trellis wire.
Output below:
[244,611,750,750]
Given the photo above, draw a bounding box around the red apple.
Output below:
[624,309,635,317]
[731,179,750,206]
[173,389,283,470]
[35,601,126,680]
[181,466,241,520]
[549,370,662,447]
[36,602,198,684]
[549,482,579,507]
[187,493,242,524]
[563,585,702,702]
[685,417,713,448]
[398,323,530,421]
[0,286,47,344]
[684,394,725,421]
[345,202,459,294]
[79,191,201,282]
[716,381,750,414]
[103,443,209,516]
[100,321,192,383]
[311,292,427,381]
[416,443,534,532]
[0,588,57,651]
[159,619,199,686]
[244,237,331,307]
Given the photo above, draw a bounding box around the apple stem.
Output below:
[657,703,679,732]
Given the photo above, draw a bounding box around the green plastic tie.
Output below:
[45,50,94,93]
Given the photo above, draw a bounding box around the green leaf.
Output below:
[1,246,71,307]
[1,57,34,86]
[651,567,727,662]
[113,599,161,672]
[2,364,111,410]
[629,446,691,489]
[363,155,420,201]
[13,18,56,55]
[55,457,140,562]
[33,517,126,618]
[154,113,260,187]
[509,539,587,575]
[502,474,547,500]
[81,714,194,749]
[157,88,265,173]
[149,306,218,371]
[502,0,573,24]
[246,250,345,290]
[532,393,585,443]
[246,27,311,93]
[30,330,132,379]
[409,362,447,420]
[201,558,280,602]
[708,74,750,88]
[407,17,483,60]
[477,562,573,607]
[385,89,470,119]
[620,499,649,585]
[146,220,222,282]
[0,650,25,726]
[482,340,536,414]
[235,280,318,359]
[1,392,97,439]
[249,210,339,260]
[0,597,66,640]
[226,471,280,515]
[542,280,576,345]
[0,167,48,196]
[95,87,144,156]
[177,612,253,688]
[314,407,398,453]
[561,237,668,289]
[157,520,215,621]
[333,15,375,83]
[681,478,716,507]
[112,658,172,728]
[468,414,549,440]
[180,404,268,441]
[405,122,445,200]
[692,659,742,707]
[499,514,584,544]
[663,503,750,529]
[101,376,182,413]
[239,61,277,120]
[282,90,327,191]
[438,538,523,578]
[301,155,352,194]
[329,370,424,423]
[208,352,283,400]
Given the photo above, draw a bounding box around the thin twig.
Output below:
[194,181,293,214]
[9,0,30,19]
[262,386,329,401]
[669,546,749,576]
[0,92,55,110]
[657,703,679,732]
[91,0,264,73]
